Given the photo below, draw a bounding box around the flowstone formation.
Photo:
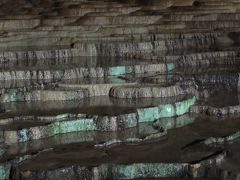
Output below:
[0,0,240,179]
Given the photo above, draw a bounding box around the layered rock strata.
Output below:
[0,0,240,179]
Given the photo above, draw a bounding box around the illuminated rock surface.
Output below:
[0,0,240,179]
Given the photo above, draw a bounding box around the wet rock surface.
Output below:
[0,0,240,179]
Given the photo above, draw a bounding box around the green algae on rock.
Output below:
[0,163,10,180]
[2,96,196,144]
[175,96,196,116]
[0,63,170,81]
[110,163,186,179]
[95,115,196,148]
[137,96,196,122]
[0,115,195,161]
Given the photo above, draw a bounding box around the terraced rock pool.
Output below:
[1,0,240,179]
